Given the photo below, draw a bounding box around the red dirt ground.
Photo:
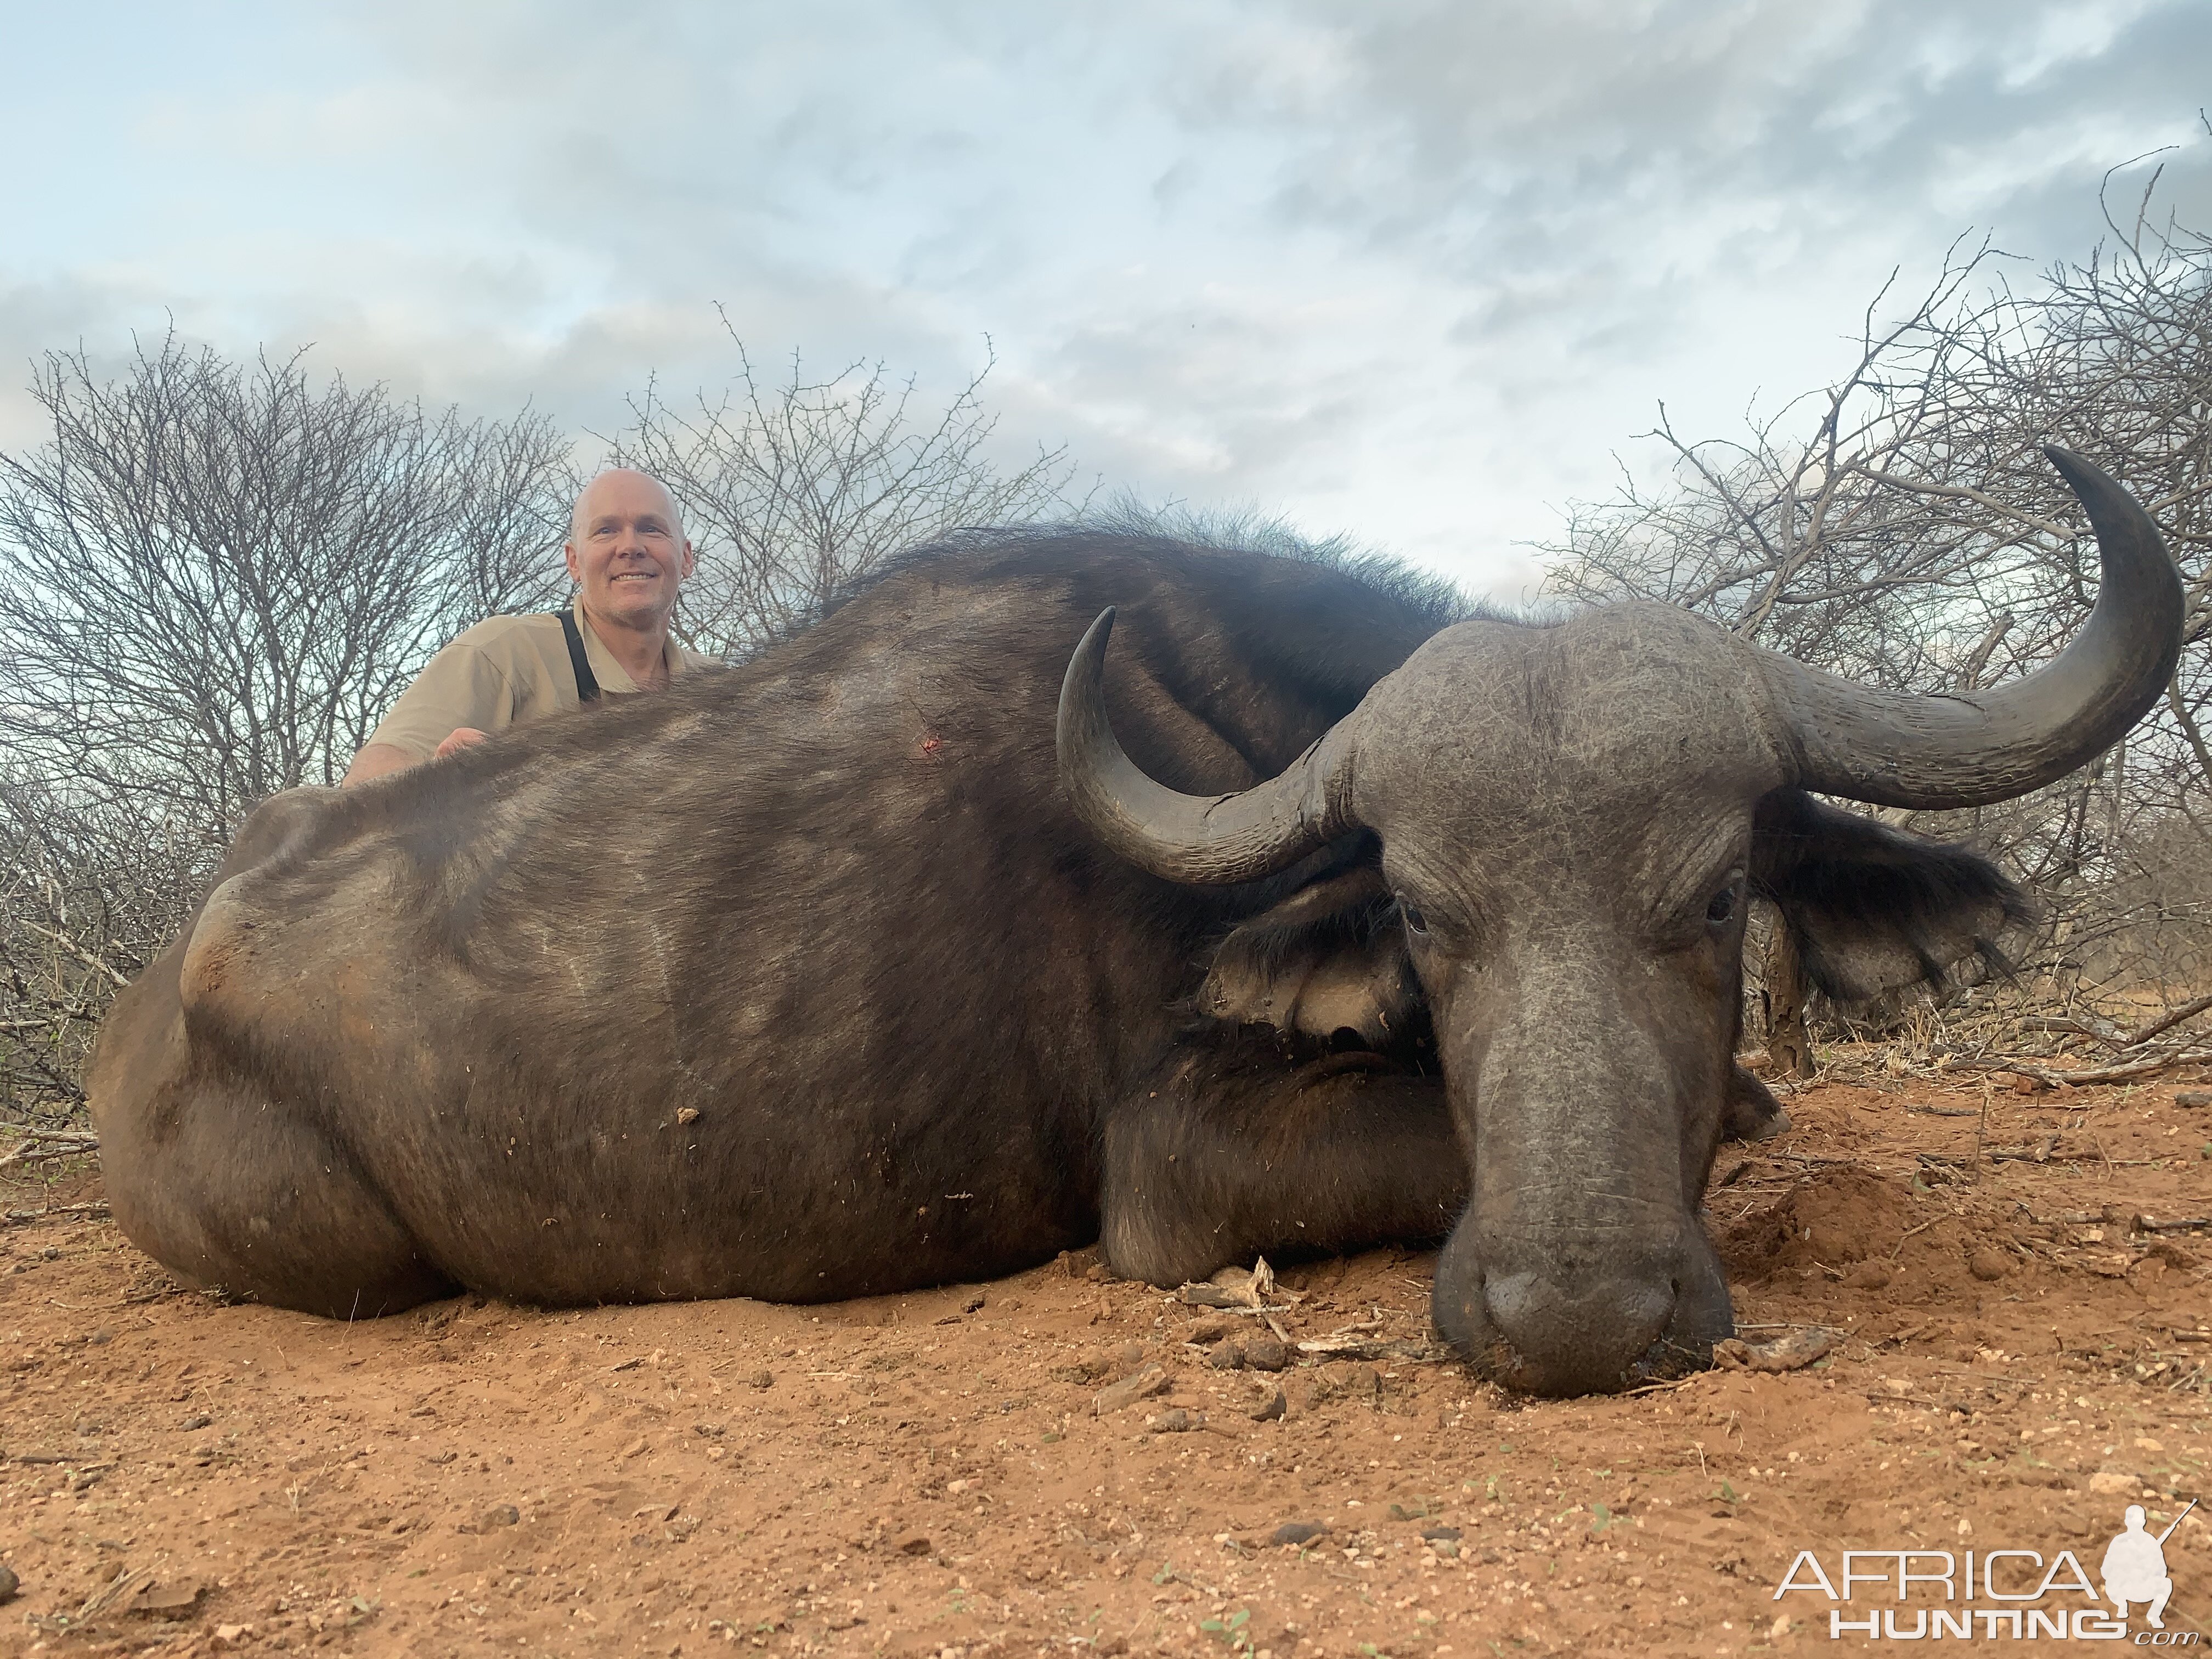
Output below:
[4,1069,2211,1657]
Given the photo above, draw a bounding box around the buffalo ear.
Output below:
[1200,867,1421,1048]
[1749,790,2030,1003]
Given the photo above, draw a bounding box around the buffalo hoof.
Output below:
[1722,1064,1791,1143]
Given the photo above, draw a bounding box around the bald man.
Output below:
[343,469,718,786]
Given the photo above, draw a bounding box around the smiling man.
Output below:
[343,469,718,786]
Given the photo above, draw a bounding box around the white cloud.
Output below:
[6,0,2208,598]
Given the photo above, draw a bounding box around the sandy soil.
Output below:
[4,1069,2211,1658]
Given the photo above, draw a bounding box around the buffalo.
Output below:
[88,447,2179,1395]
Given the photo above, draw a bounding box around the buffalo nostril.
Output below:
[1482,1270,1677,1393]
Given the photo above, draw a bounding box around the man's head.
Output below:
[2127,1506,2148,1531]
[566,469,695,631]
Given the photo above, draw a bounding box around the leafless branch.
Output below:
[1544,159,2212,1046]
[602,324,1089,660]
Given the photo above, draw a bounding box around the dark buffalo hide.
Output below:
[87,526,2074,1392]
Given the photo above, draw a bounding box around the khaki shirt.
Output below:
[365,600,719,760]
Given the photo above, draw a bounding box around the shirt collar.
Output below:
[574,597,687,692]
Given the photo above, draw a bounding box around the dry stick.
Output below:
[75,1565,155,1622]
[1892,1218,1943,1260]
[15,919,131,989]
[2,1202,110,1224]
[1621,1375,1704,1398]
[0,1129,100,1170]
[2120,993,2212,1051]
[1950,1051,2212,1087]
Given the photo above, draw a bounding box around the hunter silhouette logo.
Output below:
[2103,1499,2193,1630]
[1771,1495,2199,1639]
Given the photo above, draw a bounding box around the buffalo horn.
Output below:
[1056,607,1361,883]
[1767,446,2184,809]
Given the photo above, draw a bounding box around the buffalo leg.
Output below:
[1099,1032,1465,1288]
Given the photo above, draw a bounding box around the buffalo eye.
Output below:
[1706,885,1740,927]
[1397,895,1429,938]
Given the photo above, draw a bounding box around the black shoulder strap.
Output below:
[551,609,602,704]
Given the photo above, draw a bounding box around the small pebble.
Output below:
[2176,1092,2211,1108]
[1844,1261,1894,1290]
[1968,1249,2010,1282]
[1207,1340,1244,1371]
[0,1564,18,1604]
[1249,1387,1287,1423]
[1143,1408,1201,1434]
[1242,1336,1289,1372]
[179,1414,213,1431]
[1271,1521,1329,1547]
[89,1329,113,1346]
[895,1532,932,1556]
[1420,1525,1462,1542]
[483,1504,520,1528]
[1093,1363,1171,1415]
[133,1581,203,1617]
[749,1369,775,1390]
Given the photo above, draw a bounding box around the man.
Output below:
[343,468,716,785]
[2100,1504,2174,1629]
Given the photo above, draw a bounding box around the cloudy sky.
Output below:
[8,0,2209,595]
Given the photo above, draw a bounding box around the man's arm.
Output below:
[342,742,420,787]
[342,637,515,787]
[342,726,491,787]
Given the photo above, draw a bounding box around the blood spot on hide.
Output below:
[919,735,944,757]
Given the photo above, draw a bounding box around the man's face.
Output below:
[565,470,696,629]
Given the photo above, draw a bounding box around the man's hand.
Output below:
[434,726,490,758]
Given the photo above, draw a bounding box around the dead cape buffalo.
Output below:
[88,448,2179,1396]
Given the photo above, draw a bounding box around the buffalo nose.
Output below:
[1482,1269,1675,1396]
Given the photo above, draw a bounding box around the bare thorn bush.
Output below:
[1547,160,2212,1081]
[0,334,572,1134]
[605,318,1088,661]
